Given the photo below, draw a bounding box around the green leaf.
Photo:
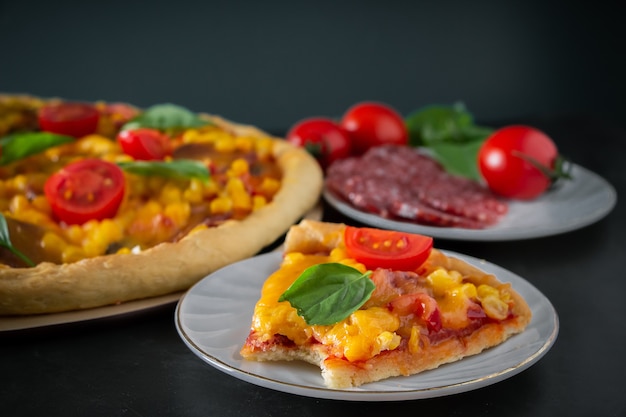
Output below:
[405,102,475,146]
[278,263,375,325]
[0,132,74,165]
[428,139,485,181]
[0,213,35,267]
[118,159,210,183]
[122,103,210,131]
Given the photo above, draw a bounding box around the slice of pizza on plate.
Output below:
[240,220,532,389]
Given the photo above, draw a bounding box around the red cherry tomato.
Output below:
[286,118,352,169]
[117,128,172,161]
[38,102,100,138]
[44,159,126,225]
[344,226,433,271]
[340,102,408,155]
[478,125,563,200]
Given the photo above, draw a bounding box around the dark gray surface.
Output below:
[1,114,625,417]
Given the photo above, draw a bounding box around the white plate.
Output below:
[324,163,617,241]
[175,251,559,401]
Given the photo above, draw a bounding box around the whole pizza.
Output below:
[0,94,323,315]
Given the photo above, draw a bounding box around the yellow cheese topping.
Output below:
[250,247,514,363]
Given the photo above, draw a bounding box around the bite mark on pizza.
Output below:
[240,220,532,389]
[0,95,323,315]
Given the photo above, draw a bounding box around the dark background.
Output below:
[1,0,625,132]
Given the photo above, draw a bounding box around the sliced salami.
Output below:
[325,145,508,229]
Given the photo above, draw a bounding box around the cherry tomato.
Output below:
[117,128,172,161]
[286,118,352,169]
[478,125,564,200]
[344,226,433,271]
[38,102,100,138]
[388,293,442,332]
[44,159,126,225]
[340,102,408,155]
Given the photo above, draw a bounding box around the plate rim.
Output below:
[175,251,560,401]
[323,163,617,241]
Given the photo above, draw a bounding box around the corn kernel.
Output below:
[408,326,421,354]
[235,136,254,152]
[9,194,30,213]
[210,196,232,214]
[228,158,249,177]
[481,295,510,320]
[159,183,183,205]
[258,177,280,198]
[62,245,87,264]
[427,268,463,297]
[214,137,236,153]
[252,195,266,211]
[164,202,190,226]
[41,232,67,256]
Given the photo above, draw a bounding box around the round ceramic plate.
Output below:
[175,251,559,401]
[324,163,616,241]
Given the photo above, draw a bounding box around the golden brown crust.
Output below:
[0,112,324,315]
[243,220,533,389]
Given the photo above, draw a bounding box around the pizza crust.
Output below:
[0,116,324,315]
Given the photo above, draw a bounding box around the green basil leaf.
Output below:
[0,214,35,267]
[122,104,210,131]
[0,132,74,166]
[428,139,485,181]
[118,159,210,183]
[278,263,375,325]
[406,102,475,147]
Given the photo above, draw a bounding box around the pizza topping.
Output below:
[117,128,172,160]
[0,113,284,266]
[0,132,74,166]
[122,103,209,131]
[118,159,210,183]
[249,225,520,363]
[0,213,35,267]
[344,226,432,271]
[38,102,100,138]
[278,263,374,325]
[44,159,126,225]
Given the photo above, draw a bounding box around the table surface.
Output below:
[1,114,624,417]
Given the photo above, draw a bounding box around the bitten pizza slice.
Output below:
[240,220,532,389]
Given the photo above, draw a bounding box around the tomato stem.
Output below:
[511,150,573,184]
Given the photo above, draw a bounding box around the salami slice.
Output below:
[325,145,508,229]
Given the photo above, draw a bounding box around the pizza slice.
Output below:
[240,220,532,389]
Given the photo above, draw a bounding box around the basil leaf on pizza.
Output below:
[118,159,210,183]
[0,214,35,267]
[0,132,74,165]
[279,263,374,325]
[122,103,210,131]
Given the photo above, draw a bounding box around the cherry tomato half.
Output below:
[286,118,352,169]
[344,226,433,271]
[38,102,100,138]
[44,159,126,225]
[478,125,562,200]
[117,128,172,161]
[340,102,408,155]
